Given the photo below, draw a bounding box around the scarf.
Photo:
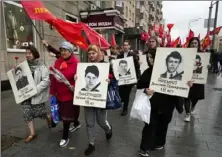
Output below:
[27,59,39,73]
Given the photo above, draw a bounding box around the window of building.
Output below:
[3,1,35,52]
[116,0,123,7]
[126,6,128,18]
[136,1,140,9]
[129,10,131,20]
[65,13,79,54]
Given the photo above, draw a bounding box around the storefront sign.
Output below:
[88,22,113,27]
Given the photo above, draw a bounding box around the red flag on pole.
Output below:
[171,37,180,47]
[167,24,174,33]
[110,34,116,47]
[209,26,222,35]
[21,0,56,22]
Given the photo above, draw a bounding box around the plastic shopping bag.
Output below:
[130,89,151,124]
[50,96,60,124]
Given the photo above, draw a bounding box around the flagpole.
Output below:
[211,1,219,50]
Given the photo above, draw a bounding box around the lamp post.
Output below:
[188,18,201,35]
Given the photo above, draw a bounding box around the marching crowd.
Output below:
[16,36,213,157]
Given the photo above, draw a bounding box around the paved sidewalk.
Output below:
[1,75,222,157]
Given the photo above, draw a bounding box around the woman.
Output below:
[143,37,159,55]
[50,41,80,147]
[137,49,193,156]
[76,44,112,156]
[42,40,81,131]
[184,37,205,122]
[22,45,51,143]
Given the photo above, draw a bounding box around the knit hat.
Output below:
[59,41,73,53]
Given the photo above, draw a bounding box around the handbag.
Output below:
[106,80,121,110]
[130,89,151,124]
[50,96,60,124]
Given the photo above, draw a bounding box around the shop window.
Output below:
[3,1,35,52]
[65,13,79,54]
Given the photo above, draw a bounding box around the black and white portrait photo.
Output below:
[193,55,203,74]
[14,66,29,90]
[81,65,100,92]
[118,59,131,77]
[192,53,210,84]
[149,48,197,98]
[7,61,37,104]
[160,51,183,80]
[112,57,137,86]
[74,63,110,108]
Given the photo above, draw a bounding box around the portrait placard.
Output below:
[149,48,197,97]
[7,60,37,104]
[112,56,137,86]
[192,53,210,84]
[74,63,110,108]
[139,54,149,75]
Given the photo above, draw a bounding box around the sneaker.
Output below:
[184,114,191,122]
[138,150,149,156]
[155,145,164,150]
[84,144,95,156]
[121,110,128,116]
[59,139,69,147]
[106,126,112,140]
[69,122,81,132]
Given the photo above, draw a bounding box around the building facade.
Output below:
[0,1,92,88]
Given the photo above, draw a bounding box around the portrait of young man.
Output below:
[14,66,29,90]
[160,51,183,80]
[81,65,101,92]
[193,55,203,74]
[118,60,131,77]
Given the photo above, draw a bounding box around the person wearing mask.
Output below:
[75,44,113,156]
[50,41,81,147]
[117,40,140,116]
[184,37,206,122]
[137,49,193,157]
[21,45,51,143]
[143,37,159,55]
[42,40,81,131]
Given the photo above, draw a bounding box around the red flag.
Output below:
[209,26,222,35]
[111,34,116,47]
[53,19,88,50]
[186,29,194,43]
[167,24,174,33]
[159,25,164,38]
[202,34,211,50]
[171,37,180,47]
[81,23,110,49]
[21,0,56,21]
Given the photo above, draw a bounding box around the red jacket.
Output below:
[50,55,79,102]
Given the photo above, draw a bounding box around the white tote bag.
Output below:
[130,89,151,124]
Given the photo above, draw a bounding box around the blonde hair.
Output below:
[87,44,102,62]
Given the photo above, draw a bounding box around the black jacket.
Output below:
[117,50,140,79]
[137,68,182,117]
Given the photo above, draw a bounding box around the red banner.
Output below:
[209,26,222,36]
[111,34,116,47]
[21,0,56,21]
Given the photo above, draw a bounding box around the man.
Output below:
[15,67,29,90]
[81,65,100,92]
[117,40,140,116]
[118,60,131,77]
[160,51,183,80]
[193,55,203,74]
